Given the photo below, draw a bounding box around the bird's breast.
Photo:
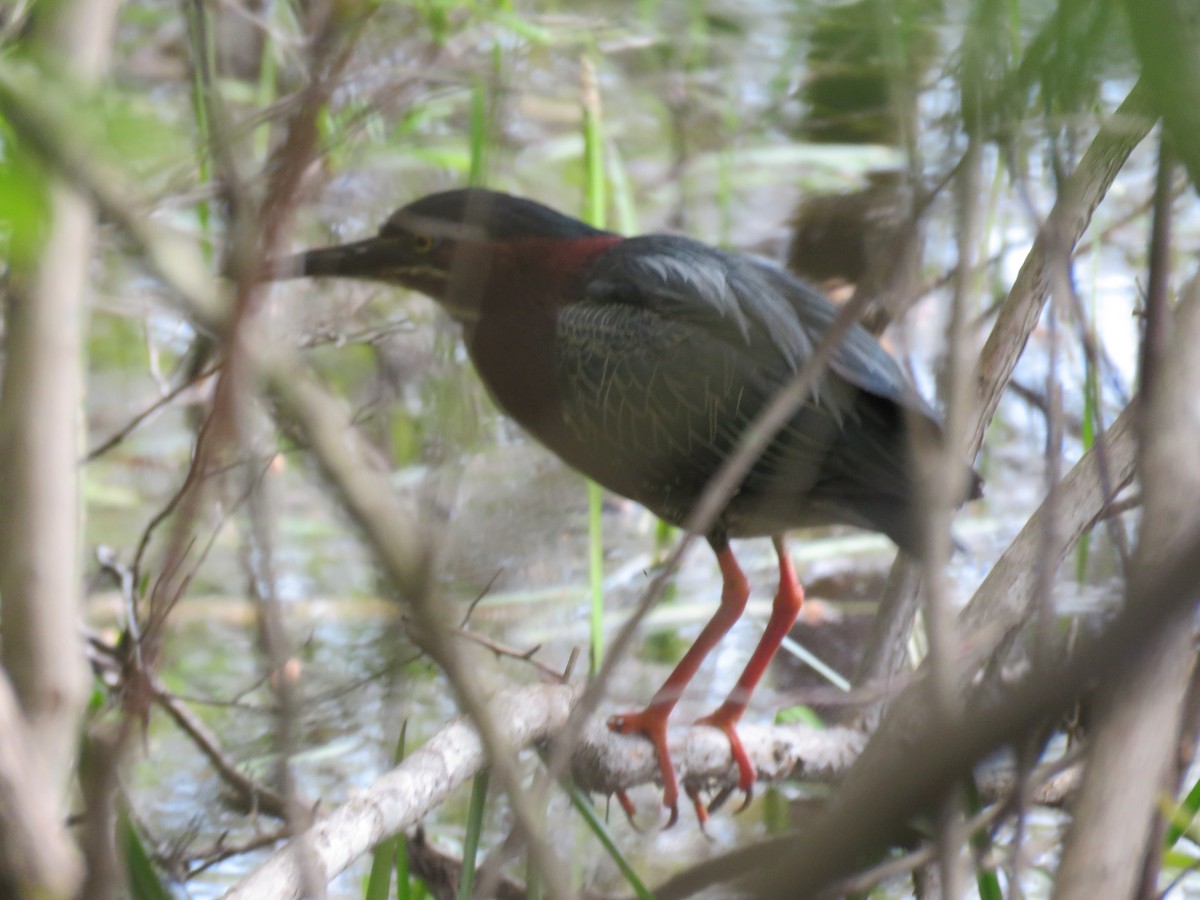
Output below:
[465,305,564,440]
[463,300,675,501]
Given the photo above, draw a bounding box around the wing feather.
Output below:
[554,235,937,543]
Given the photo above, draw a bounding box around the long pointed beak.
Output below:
[268,233,464,319]
[269,236,404,282]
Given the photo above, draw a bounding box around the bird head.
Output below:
[278,188,612,323]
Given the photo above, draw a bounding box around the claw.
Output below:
[613,789,642,831]
[608,708,680,827]
[685,782,713,835]
[707,783,735,815]
[695,705,757,813]
[663,799,680,830]
[705,780,751,817]
[734,782,754,814]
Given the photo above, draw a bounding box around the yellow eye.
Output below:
[412,235,434,254]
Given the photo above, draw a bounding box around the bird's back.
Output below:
[547,234,959,554]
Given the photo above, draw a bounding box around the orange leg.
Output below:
[608,540,750,827]
[692,535,804,823]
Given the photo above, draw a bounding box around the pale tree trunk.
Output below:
[1054,4,1200,896]
[1053,262,1200,900]
[0,0,121,895]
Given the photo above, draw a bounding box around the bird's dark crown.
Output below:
[380,188,608,244]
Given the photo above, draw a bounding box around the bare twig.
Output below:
[454,628,566,682]
[957,399,1137,660]
[84,366,218,463]
[151,679,289,820]
[182,829,290,879]
[824,749,1079,900]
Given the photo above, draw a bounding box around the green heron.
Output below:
[275,188,979,826]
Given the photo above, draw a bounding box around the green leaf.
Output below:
[468,76,489,188]
[963,777,1002,900]
[0,117,50,266]
[565,783,655,900]
[121,811,173,900]
[581,54,608,677]
[457,769,490,900]
[1165,775,1200,850]
[491,10,552,45]
[366,722,411,900]
[774,705,823,728]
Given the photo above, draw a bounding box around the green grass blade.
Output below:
[581,55,606,226]
[606,141,639,235]
[779,635,851,692]
[396,833,413,900]
[181,0,215,260]
[366,722,409,900]
[526,851,543,900]
[364,833,395,900]
[252,7,279,160]
[581,53,608,675]
[565,783,655,900]
[963,777,1002,900]
[587,479,605,674]
[1166,774,1200,849]
[468,75,488,188]
[121,809,173,900]
[457,769,490,900]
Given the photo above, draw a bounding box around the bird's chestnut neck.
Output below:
[438,234,623,321]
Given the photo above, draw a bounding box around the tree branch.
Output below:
[0,0,121,893]
[221,683,866,899]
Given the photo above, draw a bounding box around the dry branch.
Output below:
[651,518,1200,898]
[959,401,1138,647]
[152,679,289,820]
[222,685,571,900]
[969,79,1154,455]
[0,64,572,894]
[856,74,1154,724]
[1054,261,1200,896]
[221,683,864,900]
[217,667,1113,900]
[652,283,1147,900]
[569,716,865,800]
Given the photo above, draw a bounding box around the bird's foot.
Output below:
[694,705,755,814]
[607,708,680,828]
